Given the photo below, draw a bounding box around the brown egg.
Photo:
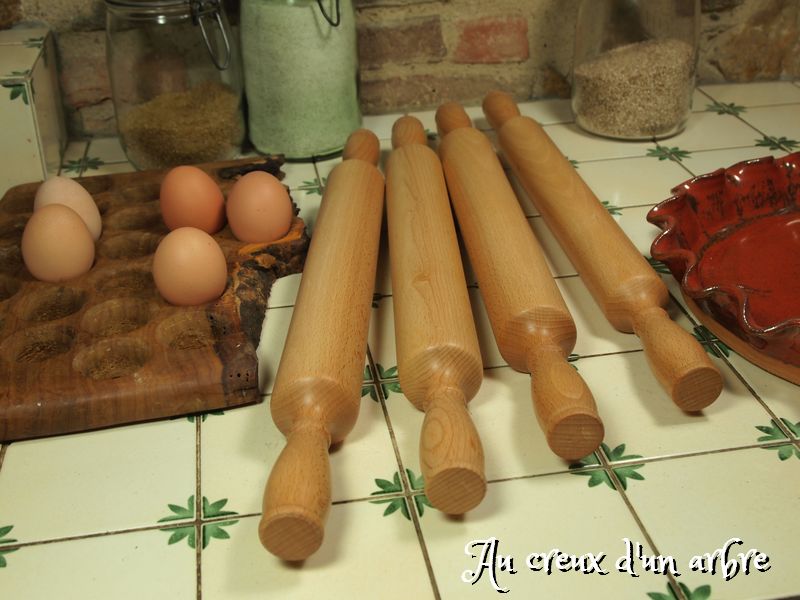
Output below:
[21,204,95,282]
[160,166,226,234]
[152,227,228,306]
[34,176,103,241]
[226,172,293,243]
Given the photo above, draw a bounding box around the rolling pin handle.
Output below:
[259,421,332,561]
[391,116,428,149]
[435,102,474,137]
[420,386,486,514]
[527,345,604,461]
[632,307,723,412]
[342,128,381,166]
[482,91,522,130]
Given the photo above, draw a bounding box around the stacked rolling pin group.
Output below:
[259,93,724,562]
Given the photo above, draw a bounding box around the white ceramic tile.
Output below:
[736,104,800,144]
[88,137,128,164]
[578,351,775,461]
[699,81,800,107]
[542,123,654,162]
[279,160,318,191]
[576,155,692,208]
[385,364,591,485]
[266,272,301,309]
[201,508,433,599]
[518,98,574,125]
[1,529,196,600]
[679,146,786,178]
[663,111,764,152]
[361,113,398,141]
[368,294,399,373]
[90,161,136,176]
[0,28,50,46]
[0,419,195,542]
[291,187,323,235]
[60,140,87,163]
[256,303,371,394]
[555,277,651,358]
[528,215,577,278]
[420,474,667,598]
[201,388,398,516]
[625,449,800,600]
[724,352,800,430]
[616,204,671,257]
[691,87,713,112]
[257,305,293,394]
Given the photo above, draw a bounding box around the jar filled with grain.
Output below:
[105,0,245,169]
[571,0,699,140]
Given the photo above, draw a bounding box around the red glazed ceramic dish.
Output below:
[647,152,800,385]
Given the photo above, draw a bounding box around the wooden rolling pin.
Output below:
[482,91,723,411]
[259,129,384,561]
[386,116,486,514]
[436,102,604,461]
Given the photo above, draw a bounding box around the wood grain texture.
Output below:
[259,130,385,561]
[0,156,309,442]
[482,91,723,411]
[386,115,486,514]
[436,102,603,461]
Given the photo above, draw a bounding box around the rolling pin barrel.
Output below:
[482,91,723,411]
[260,129,384,561]
[436,102,603,461]
[387,115,486,513]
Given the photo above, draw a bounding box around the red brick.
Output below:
[453,16,529,64]
[359,73,529,114]
[358,16,446,69]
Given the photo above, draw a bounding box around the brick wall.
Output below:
[3,0,799,137]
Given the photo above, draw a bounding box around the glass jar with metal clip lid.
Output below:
[105,0,245,169]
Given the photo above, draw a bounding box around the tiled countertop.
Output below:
[2,81,800,600]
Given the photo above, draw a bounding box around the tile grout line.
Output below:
[195,416,203,600]
[598,448,688,600]
[683,310,799,441]
[367,346,442,600]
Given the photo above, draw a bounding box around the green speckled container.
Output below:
[241,0,361,159]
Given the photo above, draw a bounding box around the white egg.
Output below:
[34,176,103,241]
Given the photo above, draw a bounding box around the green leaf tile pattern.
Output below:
[370,469,431,520]
[186,410,225,423]
[570,444,646,491]
[569,452,614,489]
[755,136,799,151]
[602,200,622,216]
[157,496,239,549]
[646,256,671,275]
[705,101,746,116]
[0,525,19,568]
[158,496,195,522]
[3,83,28,105]
[647,146,691,162]
[301,176,327,195]
[756,420,800,461]
[24,37,45,49]
[62,156,105,174]
[647,582,712,600]
[371,292,388,308]
[692,326,731,358]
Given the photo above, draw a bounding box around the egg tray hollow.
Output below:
[0,156,310,441]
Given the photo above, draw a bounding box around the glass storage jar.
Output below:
[105,0,245,169]
[571,0,699,140]
[241,0,361,159]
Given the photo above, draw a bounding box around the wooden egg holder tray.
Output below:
[0,157,309,442]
